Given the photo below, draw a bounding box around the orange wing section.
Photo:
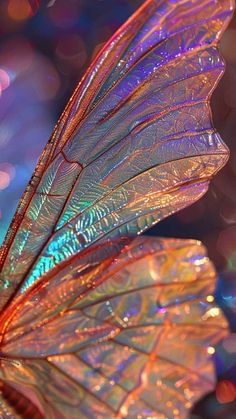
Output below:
[0,238,228,418]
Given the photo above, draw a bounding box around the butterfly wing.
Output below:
[0,0,234,310]
[0,237,228,418]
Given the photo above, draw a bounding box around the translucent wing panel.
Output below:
[0,238,228,418]
[1,238,227,355]
[0,0,233,310]
[0,380,43,419]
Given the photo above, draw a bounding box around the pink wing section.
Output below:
[0,238,228,418]
[0,0,234,311]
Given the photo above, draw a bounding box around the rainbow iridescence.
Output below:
[0,0,234,417]
[0,238,228,418]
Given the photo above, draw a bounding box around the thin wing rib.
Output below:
[0,0,233,310]
[0,238,228,418]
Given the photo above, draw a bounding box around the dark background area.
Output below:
[0,0,236,417]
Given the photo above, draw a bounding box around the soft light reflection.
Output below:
[216,380,236,404]
[222,333,236,353]
[0,69,10,91]
[29,56,61,101]
[207,346,215,355]
[55,34,87,75]
[206,295,214,303]
[0,38,34,76]
[0,127,12,147]
[203,307,220,320]
[7,0,33,21]
[0,162,16,180]
[48,0,79,29]
[0,171,11,190]
[0,41,55,242]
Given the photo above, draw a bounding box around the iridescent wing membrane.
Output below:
[0,238,228,418]
[0,0,233,303]
[0,0,234,417]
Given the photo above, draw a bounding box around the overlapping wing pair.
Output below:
[0,0,234,417]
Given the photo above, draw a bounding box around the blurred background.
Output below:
[0,0,235,417]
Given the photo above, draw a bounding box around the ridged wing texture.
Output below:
[0,379,43,419]
[0,238,228,418]
[0,0,234,310]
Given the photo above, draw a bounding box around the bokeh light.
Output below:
[28,55,61,101]
[220,28,236,65]
[0,38,35,76]
[7,0,33,21]
[216,380,236,404]
[55,34,87,75]
[0,69,10,92]
[222,333,236,353]
[0,171,10,190]
[207,346,216,355]
[48,0,80,29]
